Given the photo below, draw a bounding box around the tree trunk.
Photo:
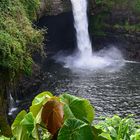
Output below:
[0,85,12,137]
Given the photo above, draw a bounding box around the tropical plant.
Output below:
[0,92,140,140]
[95,115,140,140]
[0,92,100,140]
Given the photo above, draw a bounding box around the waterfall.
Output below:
[54,0,125,71]
[71,0,92,57]
[8,93,17,116]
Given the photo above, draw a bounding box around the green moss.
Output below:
[0,0,43,77]
[0,116,12,137]
[95,0,114,10]
[19,0,40,21]
[114,22,140,32]
[132,0,140,13]
[0,31,31,73]
[89,12,108,36]
[90,0,140,36]
[89,0,113,36]
[95,0,140,14]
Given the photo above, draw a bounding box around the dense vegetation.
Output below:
[0,1,140,139]
[0,0,43,78]
[90,0,140,35]
[0,92,139,140]
[0,0,44,134]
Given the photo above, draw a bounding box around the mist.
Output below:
[53,46,125,72]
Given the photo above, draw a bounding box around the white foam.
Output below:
[55,47,125,71]
[8,108,17,116]
[8,93,17,115]
[54,0,125,71]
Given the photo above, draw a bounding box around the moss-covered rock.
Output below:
[89,0,140,36]
[0,0,44,129]
[0,0,43,77]
[38,0,72,16]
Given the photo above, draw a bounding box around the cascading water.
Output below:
[54,0,125,71]
[71,0,92,57]
[8,93,17,116]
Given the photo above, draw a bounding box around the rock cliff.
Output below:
[38,0,72,17]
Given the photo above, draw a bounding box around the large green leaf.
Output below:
[130,129,140,140]
[98,133,112,140]
[11,111,35,140]
[11,110,27,139]
[32,91,53,105]
[92,126,112,140]
[57,118,93,140]
[30,91,53,117]
[0,136,11,140]
[20,112,35,134]
[107,126,117,138]
[60,94,94,123]
[95,115,139,140]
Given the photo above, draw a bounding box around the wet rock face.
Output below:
[104,9,140,61]
[37,0,140,61]
[110,10,140,25]
[88,0,140,61]
[38,0,72,17]
[38,0,94,16]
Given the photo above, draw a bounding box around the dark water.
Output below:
[10,13,140,122]
[10,57,140,124]
[27,59,140,121]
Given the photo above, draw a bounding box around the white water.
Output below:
[54,0,125,71]
[71,0,92,57]
[8,93,17,116]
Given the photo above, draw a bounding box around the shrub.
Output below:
[95,115,140,140]
[0,92,139,140]
[0,0,43,77]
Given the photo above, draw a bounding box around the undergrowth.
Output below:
[0,92,139,140]
[0,0,43,77]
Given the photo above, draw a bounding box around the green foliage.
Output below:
[90,0,140,35]
[133,0,140,13]
[92,126,112,140]
[114,22,140,32]
[0,0,43,77]
[0,30,32,74]
[130,129,140,140]
[95,0,140,13]
[60,94,94,123]
[95,0,114,10]
[0,92,95,140]
[0,136,11,140]
[19,0,40,21]
[0,116,12,138]
[30,91,53,122]
[95,115,140,140]
[0,92,140,140]
[58,118,93,140]
[89,0,112,36]
[89,13,108,36]
[11,110,35,140]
